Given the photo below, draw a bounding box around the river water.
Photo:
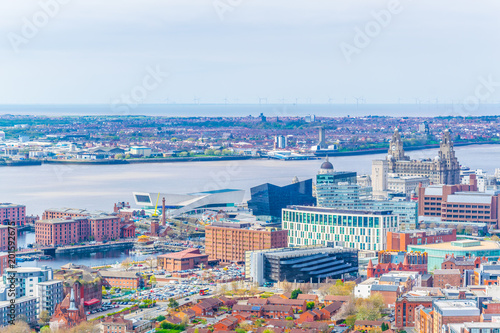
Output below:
[5,144,500,268]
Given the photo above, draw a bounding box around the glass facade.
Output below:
[282,207,398,251]
[248,179,316,220]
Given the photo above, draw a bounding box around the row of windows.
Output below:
[282,210,397,228]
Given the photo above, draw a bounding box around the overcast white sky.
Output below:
[0,0,499,104]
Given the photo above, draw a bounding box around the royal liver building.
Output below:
[386,128,460,185]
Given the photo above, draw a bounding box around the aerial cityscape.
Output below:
[1,1,500,333]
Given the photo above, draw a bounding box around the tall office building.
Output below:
[248,179,316,221]
[282,206,398,251]
[315,158,417,230]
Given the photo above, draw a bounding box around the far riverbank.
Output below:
[2,141,499,167]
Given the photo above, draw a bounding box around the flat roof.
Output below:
[263,246,356,259]
[285,205,394,216]
[408,241,500,251]
[447,195,492,204]
[0,203,24,208]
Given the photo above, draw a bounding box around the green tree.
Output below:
[149,275,157,286]
[306,301,315,310]
[39,310,51,325]
[156,315,166,322]
[345,314,356,327]
[168,298,179,308]
[290,288,302,299]
[40,327,51,333]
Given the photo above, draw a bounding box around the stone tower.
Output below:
[388,128,408,161]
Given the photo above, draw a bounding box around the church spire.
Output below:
[68,289,78,311]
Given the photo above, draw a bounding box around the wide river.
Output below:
[4,144,500,268]
[2,145,500,216]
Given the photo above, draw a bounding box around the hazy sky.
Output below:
[0,0,499,104]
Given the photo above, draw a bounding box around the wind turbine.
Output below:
[353,96,363,108]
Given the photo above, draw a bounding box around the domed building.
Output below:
[384,128,460,185]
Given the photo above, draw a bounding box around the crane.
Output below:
[152,193,160,217]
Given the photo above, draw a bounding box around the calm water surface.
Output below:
[4,144,500,268]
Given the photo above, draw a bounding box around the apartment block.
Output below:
[35,280,64,316]
[205,222,287,263]
[0,203,26,226]
[0,296,38,327]
[0,225,17,252]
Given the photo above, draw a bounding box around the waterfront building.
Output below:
[42,207,107,220]
[133,189,245,217]
[247,179,316,221]
[0,203,26,226]
[129,146,151,157]
[246,247,358,284]
[386,228,457,252]
[407,240,500,271]
[367,251,428,277]
[157,248,209,272]
[274,135,287,149]
[417,175,500,230]
[0,296,38,327]
[3,266,53,297]
[372,129,460,191]
[99,271,144,289]
[0,225,16,252]
[35,280,64,316]
[205,222,287,263]
[282,206,398,251]
[35,215,122,246]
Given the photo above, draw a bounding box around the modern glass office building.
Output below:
[314,157,417,230]
[282,205,399,251]
[247,179,316,221]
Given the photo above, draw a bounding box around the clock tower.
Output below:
[388,128,407,161]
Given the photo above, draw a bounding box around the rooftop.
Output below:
[0,203,24,208]
[408,240,500,251]
[285,205,394,216]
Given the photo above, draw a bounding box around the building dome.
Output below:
[320,156,334,170]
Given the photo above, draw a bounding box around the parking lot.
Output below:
[87,303,128,320]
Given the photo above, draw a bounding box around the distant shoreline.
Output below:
[1,142,499,167]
